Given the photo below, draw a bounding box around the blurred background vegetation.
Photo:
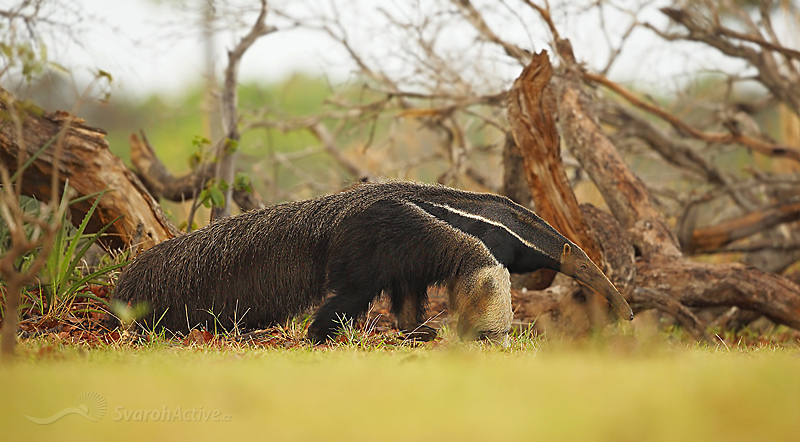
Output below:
[1,0,799,348]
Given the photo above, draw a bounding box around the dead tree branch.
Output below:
[452,0,530,63]
[508,52,601,260]
[689,200,800,253]
[551,39,800,333]
[507,51,605,305]
[653,6,800,115]
[129,132,262,213]
[214,0,276,219]
[129,132,212,202]
[629,287,715,344]
[584,72,800,162]
[246,117,372,181]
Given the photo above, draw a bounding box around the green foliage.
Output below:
[39,189,127,305]
[0,39,48,81]
[223,137,238,154]
[0,197,40,270]
[107,299,150,327]
[0,188,128,318]
[94,75,335,194]
[187,135,212,169]
[198,178,227,209]
[96,69,113,83]
[176,219,199,233]
[95,76,330,168]
[233,172,252,193]
[331,314,393,349]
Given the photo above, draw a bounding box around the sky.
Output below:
[9,0,799,102]
[60,1,640,96]
[60,0,348,99]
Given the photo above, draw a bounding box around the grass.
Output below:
[1,333,799,442]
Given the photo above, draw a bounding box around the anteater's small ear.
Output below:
[562,243,571,255]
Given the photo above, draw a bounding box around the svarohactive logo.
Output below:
[22,391,107,424]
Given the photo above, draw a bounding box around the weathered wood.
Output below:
[511,280,594,337]
[129,132,212,202]
[130,132,263,213]
[507,51,603,265]
[500,132,533,209]
[689,200,800,253]
[0,88,178,251]
[584,205,715,341]
[580,204,635,298]
[635,260,800,330]
[628,287,715,343]
[507,51,624,329]
[549,40,800,333]
[557,84,683,259]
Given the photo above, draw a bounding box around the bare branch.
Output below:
[689,200,800,253]
[451,0,530,64]
[129,132,261,214]
[655,6,800,114]
[585,72,800,162]
[702,239,800,255]
[308,122,371,180]
[214,0,276,219]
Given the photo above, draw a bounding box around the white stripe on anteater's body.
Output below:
[349,180,571,274]
[349,181,632,320]
[421,201,540,249]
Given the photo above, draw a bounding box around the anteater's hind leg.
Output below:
[391,287,438,342]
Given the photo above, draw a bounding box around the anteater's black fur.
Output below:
[111,180,630,343]
[113,182,505,341]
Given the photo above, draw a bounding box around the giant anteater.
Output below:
[111,181,632,344]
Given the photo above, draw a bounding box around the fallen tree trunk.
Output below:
[502,45,800,337]
[507,51,614,329]
[635,259,800,330]
[547,42,800,332]
[507,51,603,264]
[628,287,715,344]
[0,88,178,251]
[688,200,800,253]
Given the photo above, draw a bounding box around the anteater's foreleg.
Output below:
[449,264,513,346]
[314,199,508,344]
[307,285,381,344]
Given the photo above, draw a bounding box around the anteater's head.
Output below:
[558,242,634,321]
[450,264,513,347]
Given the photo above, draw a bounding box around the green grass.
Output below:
[2,337,799,442]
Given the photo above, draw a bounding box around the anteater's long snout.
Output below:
[559,243,634,321]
